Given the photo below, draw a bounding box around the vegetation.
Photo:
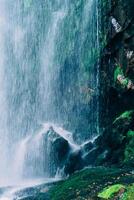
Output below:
[124,130,134,163]
[113,110,134,123]
[49,168,134,200]
[114,65,124,83]
[127,130,134,137]
[122,184,134,200]
[98,184,125,199]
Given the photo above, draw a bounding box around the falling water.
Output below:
[0,0,100,193]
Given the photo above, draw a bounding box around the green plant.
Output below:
[98,184,125,199]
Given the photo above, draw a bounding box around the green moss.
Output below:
[114,110,134,123]
[50,169,95,200]
[51,168,107,199]
[114,65,132,88]
[98,184,134,200]
[122,184,134,200]
[124,130,134,163]
[127,130,134,137]
[98,184,125,199]
[122,78,129,87]
[114,65,124,83]
[120,111,134,119]
[49,168,133,200]
[124,138,134,163]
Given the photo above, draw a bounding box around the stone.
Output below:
[64,150,83,175]
[83,147,104,165]
[53,137,69,161]
[81,141,94,154]
[42,127,70,175]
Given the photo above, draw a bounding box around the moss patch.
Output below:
[98,184,125,199]
[124,130,134,164]
[124,138,134,163]
[98,184,134,200]
[49,168,134,200]
[127,130,134,137]
[122,184,134,200]
[114,65,134,89]
[114,110,134,123]
[114,65,124,83]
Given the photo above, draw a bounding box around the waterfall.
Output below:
[0,0,100,187]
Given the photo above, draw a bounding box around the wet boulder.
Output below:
[53,137,69,161]
[64,150,83,175]
[44,127,70,161]
[63,139,95,175]
[94,111,134,165]
[42,126,71,176]
[83,147,104,166]
[81,141,94,154]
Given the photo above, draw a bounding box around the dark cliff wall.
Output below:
[100,0,134,129]
[95,0,134,166]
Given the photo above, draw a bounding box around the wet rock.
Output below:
[99,0,134,167]
[82,141,94,152]
[95,150,109,165]
[42,126,86,175]
[64,150,83,175]
[83,147,104,165]
[100,0,134,127]
[53,137,69,161]
[42,127,71,175]
[124,130,134,167]
[95,111,134,165]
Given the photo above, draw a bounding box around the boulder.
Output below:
[81,141,94,153]
[44,128,70,159]
[64,150,83,175]
[53,137,69,161]
[94,110,134,165]
[83,147,104,166]
[42,127,70,175]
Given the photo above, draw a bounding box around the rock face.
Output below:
[42,127,104,175]
[95,110,134,166]
[100,0,134,127]
[98,0,134,167]
[64,150,83,175]
[52,135,69,162]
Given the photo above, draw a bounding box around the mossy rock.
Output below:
[112,112,134,165]
[114,110,134,124]
[114,65,133,89]
[114,65,124,83]
[122,184,134,200]
[124,131,134,164]
[127,130,134,137]
[49,167,134,200]
[98,184,125,199]
[95,110,134,165]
